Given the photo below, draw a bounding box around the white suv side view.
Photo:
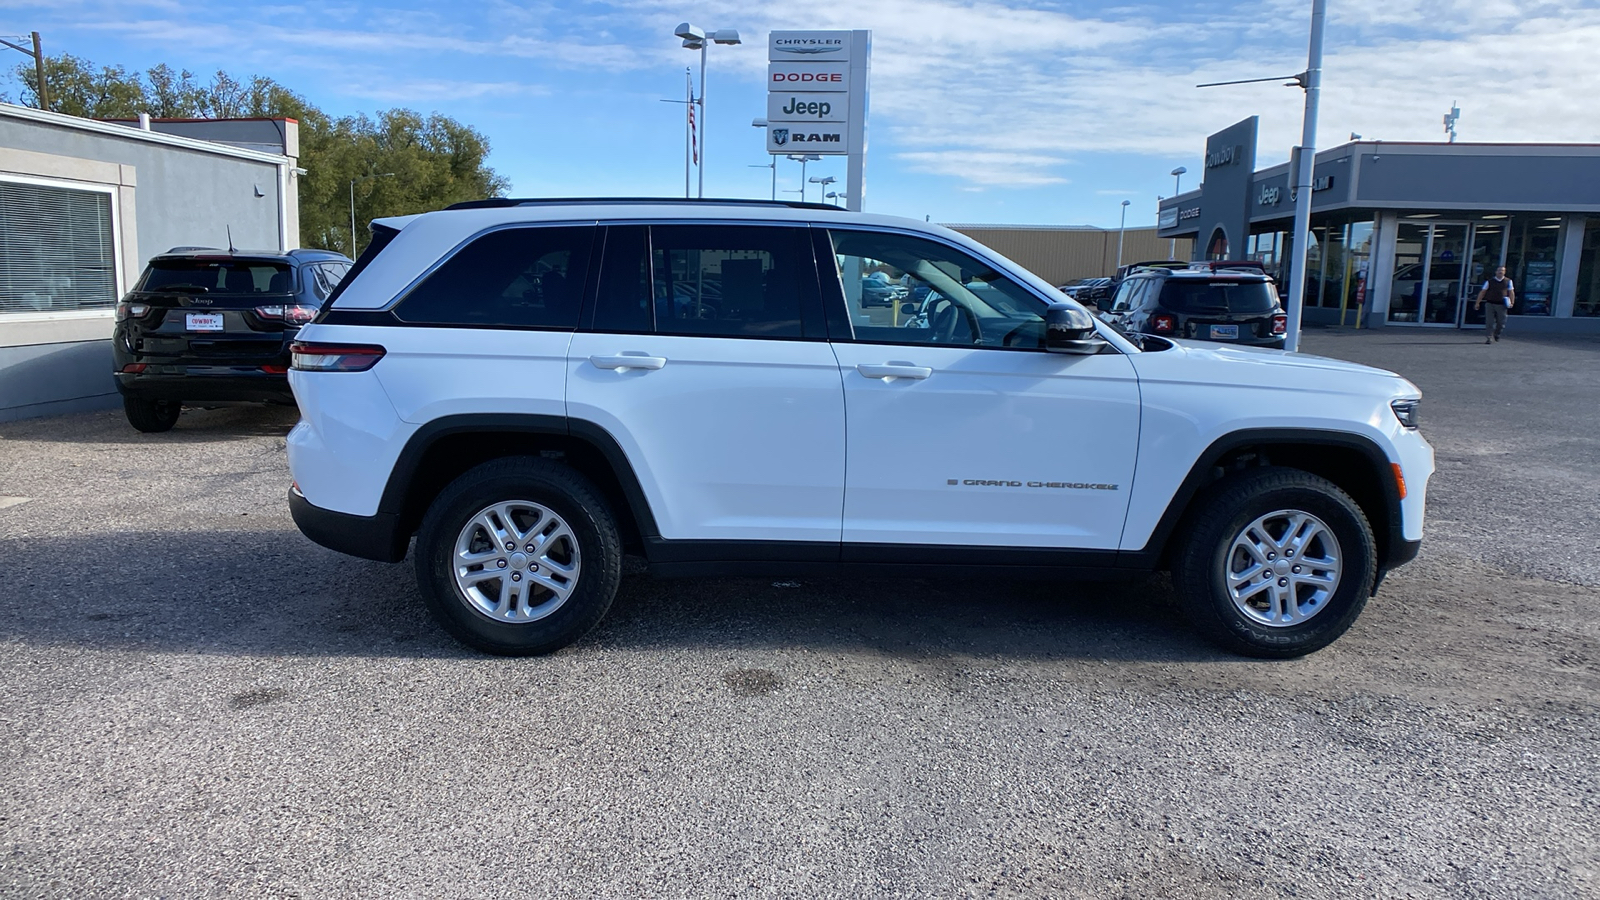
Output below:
[286,199,1433,658]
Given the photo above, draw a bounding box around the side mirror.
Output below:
[900,302,917,315]
[1045,303,1107,355]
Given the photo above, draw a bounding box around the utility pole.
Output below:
[31,32,47,111]
[0,31,50,111]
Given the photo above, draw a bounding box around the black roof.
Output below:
[443,197,844,213]
[153,246,353,264]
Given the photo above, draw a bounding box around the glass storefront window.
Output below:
[1573,219,1600,318]
[1503,216,1560,316]
[1387,221,1430,323]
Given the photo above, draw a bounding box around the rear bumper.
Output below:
[116,372,295,403]
[288,487,407,562]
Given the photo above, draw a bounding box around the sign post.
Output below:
[767,30,870,211]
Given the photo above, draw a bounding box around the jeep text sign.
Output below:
[767,93,846,122]
[768,62,850,91]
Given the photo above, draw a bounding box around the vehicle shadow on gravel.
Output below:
[0,527,1224,661]
[0,405,299,445]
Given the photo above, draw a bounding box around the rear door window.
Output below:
[395,226,595,329]
[1159,280,1279,313]
[649,225,817,338]
[140,260,293,295]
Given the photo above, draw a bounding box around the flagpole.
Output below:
[684,68,692,199]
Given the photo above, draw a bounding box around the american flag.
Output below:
[689,101,699,165]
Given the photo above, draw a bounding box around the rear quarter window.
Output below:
[394,226,595,329]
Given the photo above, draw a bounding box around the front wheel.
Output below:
[123,395,181,433]
[414,457,622,655]
[1172,467,1377,658]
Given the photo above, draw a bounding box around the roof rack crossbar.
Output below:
[443,197,844,212]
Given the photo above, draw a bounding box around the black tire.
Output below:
[1172,466,1376,658]
[123,395,181,433]
[414,457,622,655]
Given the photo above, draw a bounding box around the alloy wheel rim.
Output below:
[1225,508,1342,627]
[452,500,581,623]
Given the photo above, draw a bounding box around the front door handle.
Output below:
[591,354,667,371]
[857,362,932,381]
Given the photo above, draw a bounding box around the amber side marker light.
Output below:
[1391,463,1408,500]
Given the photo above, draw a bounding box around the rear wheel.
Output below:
[123,396,181,433]
[1173,467,1376,658]
[414,457,621,655]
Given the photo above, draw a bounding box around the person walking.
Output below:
[1475,265,1515,343]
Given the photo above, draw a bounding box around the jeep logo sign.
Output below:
[767,93,846,122]
[1259,185,1281,206]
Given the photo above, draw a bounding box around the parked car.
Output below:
[1099,261,1287,348]
[286,198,1430,660]
[112,247,353,432]
[1065,276,1114,308]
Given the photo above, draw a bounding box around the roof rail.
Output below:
[443,197,845,212]
[1198,260,1268,273]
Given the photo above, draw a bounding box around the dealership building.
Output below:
[1158,117,1600,331]
[0,104,300,421]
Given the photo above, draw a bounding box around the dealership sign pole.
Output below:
[767,30,870,211]
[1283,0,1325,353]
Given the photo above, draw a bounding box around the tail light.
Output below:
[1272,314,1287,335]
[256,305,319,325]
[115,301,151,321]
[290,342,386,372]
[1151,314,1177,333]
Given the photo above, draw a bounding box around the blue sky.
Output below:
[3,0,1595,227]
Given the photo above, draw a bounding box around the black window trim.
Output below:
[379,221,603,332]
[580,220,828,343]
[815,223,1123,355]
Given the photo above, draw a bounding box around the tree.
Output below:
[8,54,508,253]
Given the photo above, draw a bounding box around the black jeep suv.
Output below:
[112,247,352,432]
[1098,262,1287,349]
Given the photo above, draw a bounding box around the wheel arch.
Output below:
[378,414,659,556]
[1130,428,1403,572]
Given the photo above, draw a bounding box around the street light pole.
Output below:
[349,173,395,258]
[1117,199,1131,268]
[1169,166,1187,258]
[787,154,820,201]
[676,24,742,200]
[1283,0,1326,353]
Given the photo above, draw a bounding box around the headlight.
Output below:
[1390,399,1420,429]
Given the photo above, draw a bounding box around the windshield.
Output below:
[139,260,293,295]
[1160,280,1278,313]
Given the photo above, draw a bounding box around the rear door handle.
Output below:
[857,363,932,381]
[590,354,667,371]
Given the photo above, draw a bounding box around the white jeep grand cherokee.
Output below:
[286,199,1432,658]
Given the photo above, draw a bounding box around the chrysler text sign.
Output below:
[769,31,851,61]
[767,93,845,121]
[768,62,850,91]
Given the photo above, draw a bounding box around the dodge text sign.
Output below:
[767,62,850,91]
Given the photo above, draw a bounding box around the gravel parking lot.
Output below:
[2,328,1596,899]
